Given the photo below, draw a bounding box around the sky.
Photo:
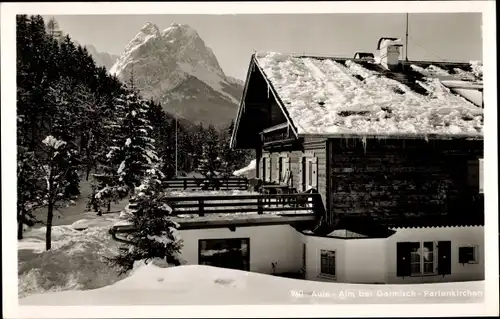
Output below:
[48,13,482,80]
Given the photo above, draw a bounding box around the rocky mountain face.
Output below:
[84,44,119,71]
[109,22,244,127]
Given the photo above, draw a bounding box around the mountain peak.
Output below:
[108,21,245,126]
[140,22,160,35]
[162,23,198,39]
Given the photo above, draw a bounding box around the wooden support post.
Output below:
[184,179,187,190]
[257,197,263,215]
[199,199,205,217]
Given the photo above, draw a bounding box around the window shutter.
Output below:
[259,157,264,180]
[298,156,304,191]
[275,156,281,182]
[458,247,468,264]
[437,241,452,276]
[396,242,411,277]
[267,157,272,182]
[312,157,318,188]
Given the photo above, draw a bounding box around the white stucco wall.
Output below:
[343,239,387,284]
[178,225,302,275]
[302,234,346,282]
[302,235,386,284]
[178,225,483,285]
[386,226,484,284]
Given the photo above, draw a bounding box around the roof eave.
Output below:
[297,132,484,140]
[230,55,256,149]
[252,55,300,139]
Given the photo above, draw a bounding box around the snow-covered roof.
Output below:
[252,52,483,138]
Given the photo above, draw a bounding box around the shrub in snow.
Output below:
[105,165,183,273]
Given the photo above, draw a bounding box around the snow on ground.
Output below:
[18,212,126,298]
[20,263,484,305]
[233,159,256,177]
[29,176,129,228]
[19,188,269,299]
[255,52,483,137]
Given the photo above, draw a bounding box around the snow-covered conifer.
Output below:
[107,163,183,272]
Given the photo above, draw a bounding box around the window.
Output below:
[308,160,313,186]
[320,250,336,277]
[304,156,318,190]
[198,238,250,271]
[397,241,451,277]
[277,157,283,182]
[458,246,478,264]
[409,242,435,275]
[276,155,290,184]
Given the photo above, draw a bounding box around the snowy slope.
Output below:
[255,52,483,137]
[20,263,484,305]
[109,22,243,126]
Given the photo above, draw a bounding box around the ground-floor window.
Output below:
[458,246,478,264]
[409,241,435,275]
[198,238,250,271]
[397,241,451,277]
[320,249,336,277]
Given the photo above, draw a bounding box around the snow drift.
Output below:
[18,214,125,298]
[20,263,484,305]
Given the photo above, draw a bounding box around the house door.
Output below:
[198,238,250,271]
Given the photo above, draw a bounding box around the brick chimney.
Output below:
[377,37,403,70]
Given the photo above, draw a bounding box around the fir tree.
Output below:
[17,146,44,239]
[94,89,159,211]
[106,165,183,272]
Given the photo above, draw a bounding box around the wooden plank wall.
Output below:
[327,137,484,228]
[260,137,329,214]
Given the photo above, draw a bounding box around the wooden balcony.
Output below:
[109,192,323,237]
[163,177,249,190]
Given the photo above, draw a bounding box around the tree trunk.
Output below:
[46,201,54,251]
[18,211,24,240]
[17,203,25,240]
[86,165,91,181]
